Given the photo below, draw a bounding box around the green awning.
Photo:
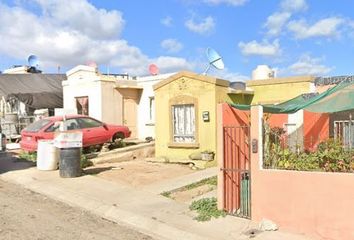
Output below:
[230,82,354,114]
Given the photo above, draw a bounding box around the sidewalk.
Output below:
[0,156,312,240]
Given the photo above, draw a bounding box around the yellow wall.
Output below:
[247,76,314,104]
[155,75,231,166]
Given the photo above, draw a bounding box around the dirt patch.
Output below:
[169,184,216,203]
[84,159,195,188]
[0,179,154,240]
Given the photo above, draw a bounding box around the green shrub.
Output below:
[189,197,226,221]
[18,151,37,162]
[80,153,93,168]
[265,138,354,172]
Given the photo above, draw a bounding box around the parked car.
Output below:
[20,115,131,152]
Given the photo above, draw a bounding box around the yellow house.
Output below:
[153,71,253,168]
[246,75,315,104]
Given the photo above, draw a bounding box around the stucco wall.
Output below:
[247,76,314,104]
[250,106,354,240]
[62,78,103,120]
[137,81,155,140]
[64,66,124,124]
[155,76,218,161]
[100,82,122,125]
[252,169,354,240]
[136,73,174,140]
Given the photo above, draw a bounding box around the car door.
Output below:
[77,117,108,146]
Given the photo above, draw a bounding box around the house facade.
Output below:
[63,65,173,140]
[153,71,253,167]
[246,75,315,104]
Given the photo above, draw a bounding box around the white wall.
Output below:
[63,65,103,121]
[64,65,175,140]
[287,110,304,151]
[136,73,175,140]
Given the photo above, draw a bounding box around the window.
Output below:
[149,97,155,122]
[65,119,80,130]
[45,123,59,132]
[77,117,102,129]
[334,120,354,148]
[76,96,89,115]
[45,119,79,132]
[172,104,195,143]
[24,119,51,132]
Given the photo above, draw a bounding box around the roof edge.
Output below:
[153,71,230,90]
[246,75,315,86]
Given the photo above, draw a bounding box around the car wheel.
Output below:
[112,132,124,143]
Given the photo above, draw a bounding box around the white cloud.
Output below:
[286,54,333,76]
[238,39,281,57]
[154,56,194,72]
[263,0,307,37]
[34,0,124,39]
[161,16,173,27]
[0,1,194,75]
[287,17,344,39]
[203,0,248,6]
[264,12,291,36]
[185,16,215,34]
[161,39,183,53]
[280,0,308,12]
[213,69,249,82]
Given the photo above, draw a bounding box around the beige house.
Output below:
[63,65,173,139]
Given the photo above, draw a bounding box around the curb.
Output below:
[0,172,212,240]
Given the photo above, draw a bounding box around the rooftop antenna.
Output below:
[203,47,224,75]
[148,63,159,75]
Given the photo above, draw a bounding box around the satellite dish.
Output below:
[203,47,224,75]
[28,55,39,67]
[149,64,159,75]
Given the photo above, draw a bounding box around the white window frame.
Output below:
[149,96,155,123]
[172,104,196,143]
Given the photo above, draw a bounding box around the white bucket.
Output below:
[37,140,58,171]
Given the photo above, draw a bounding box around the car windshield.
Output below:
[24,119,51,132]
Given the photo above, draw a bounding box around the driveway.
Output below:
[84,159,196,188]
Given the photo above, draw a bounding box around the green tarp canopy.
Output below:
[230,81,354,114]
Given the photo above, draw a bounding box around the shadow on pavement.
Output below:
[83,166,114,175]
[0,152,36,174]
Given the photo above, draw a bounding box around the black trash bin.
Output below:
[59,147,82,178]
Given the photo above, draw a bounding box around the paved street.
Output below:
[0,179,154,240]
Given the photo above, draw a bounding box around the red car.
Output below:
[20,115,131,152]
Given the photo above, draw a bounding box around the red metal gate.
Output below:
[222,125,250,218]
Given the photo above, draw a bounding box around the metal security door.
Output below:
[222,125,250,218]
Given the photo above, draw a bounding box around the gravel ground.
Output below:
[0,179,155,240]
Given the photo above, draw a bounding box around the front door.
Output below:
[118,88,140,139]
[123,98,137,138]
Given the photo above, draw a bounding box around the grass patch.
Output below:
[179,176,217,191]
[80,153,93,169]
[160,176,217,199]
[161,191,172,198]
[18,151,37,162]
[189,197,226,221]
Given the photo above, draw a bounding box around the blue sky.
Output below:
[0,0,354,80]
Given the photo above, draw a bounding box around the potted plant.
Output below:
[201,150,215,161]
